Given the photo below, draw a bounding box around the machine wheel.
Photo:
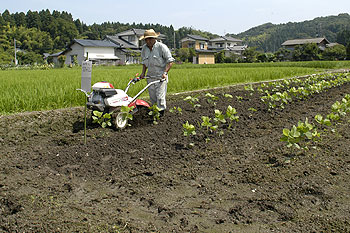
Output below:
[115,112,128,129]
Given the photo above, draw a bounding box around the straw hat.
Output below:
[139,29,160,40]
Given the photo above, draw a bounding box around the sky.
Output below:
[1,0,350,35]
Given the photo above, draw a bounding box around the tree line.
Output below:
[0,9,218,65]
[1,9,350,65]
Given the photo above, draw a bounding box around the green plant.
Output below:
[169,106,182,114]
[214,109,226,125]
[225,105,239,129]
[223,93,233,98]
[184,95,201,111]
[92,111,112,128]
[244,84,254,92]
[236,96,243,102]
[205,93,219,106]
[314,114,331,126]
[119,106,135,127]
[148,104,161,125]
[201,116,218,132]
[183,121,196,137]
[281,118,320,150]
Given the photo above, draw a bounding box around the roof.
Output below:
[182,34,209,42]
[116,28,166,39]
[73,39,118,48]
[48,51,64,57]
[116,28,145,37]
[210,36,242,43]
[281,38,330,46]
[105,35,138,49]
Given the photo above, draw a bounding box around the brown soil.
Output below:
[1,73,350,232]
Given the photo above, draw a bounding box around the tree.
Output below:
[292,43,321,61]
[274,48,291,61]
[242,47,260,63]
[323,44,346,60]
[26,10,42,29]
[17,51,44,65]
[176,48,190,62]
[1,10,15,26]
[336,29,350,46]
[57,55,66,67]
[346,43,350,60]
[215,51,225,63]
[13,12,26,27]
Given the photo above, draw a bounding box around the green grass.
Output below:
[1,61,349,114]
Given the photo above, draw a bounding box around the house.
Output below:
[105,28,166,64]
[281,37,331,51]
[180,34,216,64]
[64,39,120,66]
[46,51,64,65]
[209,36,247,56]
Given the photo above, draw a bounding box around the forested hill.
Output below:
[229,13,350,52]
[1,9,350,63]
[0,9,215,55]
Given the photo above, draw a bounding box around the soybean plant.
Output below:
[281,118,320,150]
[205,93,219,106]
[92,111,112,128]
[184,95,201,111]
[148,104,161,125]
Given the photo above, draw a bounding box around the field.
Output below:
[1,65,350,232]
[1,61,350,114]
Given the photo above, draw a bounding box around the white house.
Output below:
[209,36,247,56]
[105,28,166,64]
[64,39,120,65]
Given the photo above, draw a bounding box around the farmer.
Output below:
[139,29,175,116]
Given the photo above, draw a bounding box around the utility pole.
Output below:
[14,38,17,66]
[173,31,176,49]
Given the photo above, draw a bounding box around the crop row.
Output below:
[257,73,350,111]
[281,94,350,150]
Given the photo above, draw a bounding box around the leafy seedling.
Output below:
[148,104,161,125]
[92,110,112,128]
[184,95,201,111]
[183,121,196,137]
[205,93,219,106]
[169,106,182,114]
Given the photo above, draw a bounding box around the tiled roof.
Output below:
[210,36,242,43]
[116,28,145,37]
[281,38,330,46]
[74,39,118,47]
[116,28,166,39]
[105,35,138,49]
[186,34,209,41]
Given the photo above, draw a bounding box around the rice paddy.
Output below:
[1,61,349,114]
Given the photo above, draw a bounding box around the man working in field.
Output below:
[139,29,175,116]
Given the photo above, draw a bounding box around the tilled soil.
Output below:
[1,73,350,232]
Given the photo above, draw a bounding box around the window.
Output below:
[200,43,205,49]
[128,35,135,42]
